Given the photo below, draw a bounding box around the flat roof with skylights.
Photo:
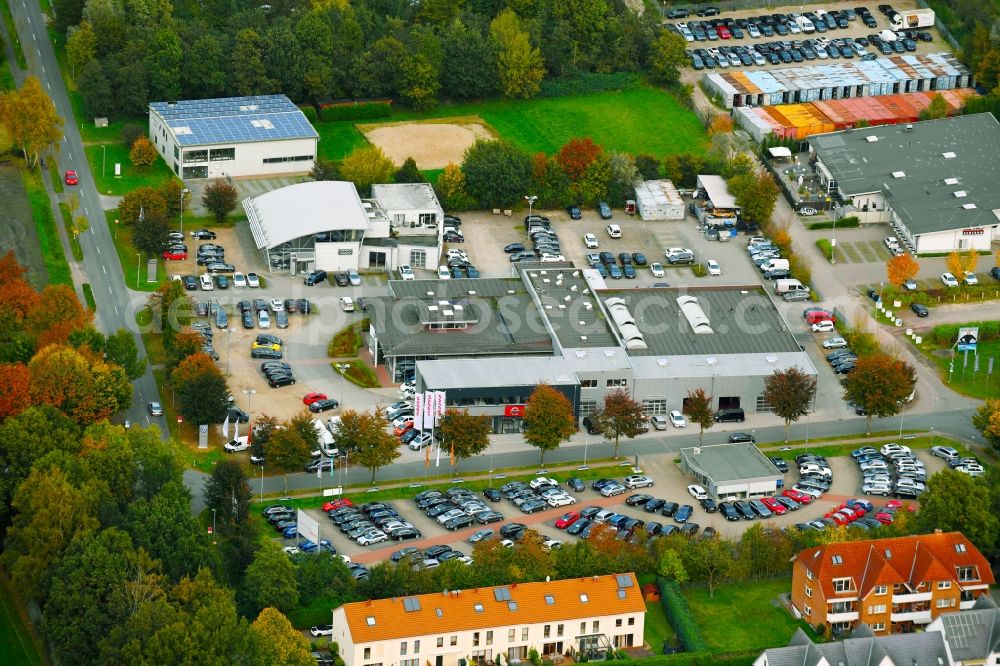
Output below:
[519,266,619,349]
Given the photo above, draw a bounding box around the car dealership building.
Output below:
[364,264,817,433]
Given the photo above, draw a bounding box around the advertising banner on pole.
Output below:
[413,392,424,431]
[297,509,319,544]
[435,391,447,418]
[957,327,979,351]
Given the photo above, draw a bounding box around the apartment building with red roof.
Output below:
[790,531,994,636]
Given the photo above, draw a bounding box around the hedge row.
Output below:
[930,320,1000,345]
[299,105,318,124]
[537,71,642,98]
[807,216,860,230]
[815,238,833,261]
[319,101,392,122]
[609,651,755,666]
[657,578,710,653]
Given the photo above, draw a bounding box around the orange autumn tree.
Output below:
[556,137,603,182]
[28,345,131,424]
[0,251,41,330]
[946,251,964,279]
[0,363,33,420]
[886,252,919,287]
[26,284,92,349]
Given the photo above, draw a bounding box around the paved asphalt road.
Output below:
[11,1,164,432]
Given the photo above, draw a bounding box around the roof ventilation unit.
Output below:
[903,124,913,131]
[943,152,956,159]
[944,178,959,185]
[953,191,967,198]
[865,136,878,143]
[891,171,906,178]
[962,203,977,210]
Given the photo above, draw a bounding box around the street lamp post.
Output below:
[525,195,537,220]
[211,508,216,545]
[225,328,235,375]
[930,397,940,446]
[180,187,189,236]
[243,387,256,417]
[136,252,141,288]
[102,145,106,179]
[829,213,838,264]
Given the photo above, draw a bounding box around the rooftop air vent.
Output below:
[944,178,959,185]
[943,152,956,159]
[892,171,906,178]
[962,203,977,210]
[953,191,967,198]
[865,136,878,143]
[903,124,913,131]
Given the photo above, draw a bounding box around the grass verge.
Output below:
[684,579,819,652]
[316,86,708,161]
[915,338,1000,400]
[0,0,27,70]
[761,435,970,460]
[22,167,71,286]
[81,283,96,311]
[328,322,363,357]
[47,158,63,193]
[644,599,676,651]
[334,359,380,388]
[0,574,46,665]
[106,211,165,291]
[58,203,83,260]
[84,143,180,195]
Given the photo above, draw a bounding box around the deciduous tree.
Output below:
[401,53,440,111]
[918,93,949,120]
[105,328,145,379]
[229,28,275,95]
[334,409,400,483]
[946,250,965,279]
[27,284,92,349]
[310,159,341,181]
[886,252,919,287]
[606,151,640,206]
[461,139,532,208]
[685,388,714,445]
[964,247,979,275]
[972,399,1000,451]
[117,186,167,226]
[763,367,816,442]
[126,481,209,582]
[649,30,687,85]
[657,548,689,584]
[339,146,396,197]
[205,458,253,532]
[202,180,239,223]
[0,363,33,420]
[490,9,545,98]
[240,540,299,615]
[0,76,64,167]
[129,135,158,167]
[66,21,97,77]
[438,408,491,472]
[394,157,424,184]
[556,137,603,182]
[0,251,41,331]
[249,413,279,460]
[523,384,575,465]
[842,353,917,434]
[730,171,779,227]
[707,114,735,135]
[171,353,229,426]
[249,607,314,666]
[915,471,999,553]
[29,344,131,423]
[440,20,498,100]
[267,425,312,493]
[635,154,660,181]
[595,389,646,458]
[681,532,737,597]
[437,162,472,210]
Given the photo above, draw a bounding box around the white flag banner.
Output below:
[435,391,447,417]
[413,392,424,431]
[234,419,240,440]
[222,412,230,438]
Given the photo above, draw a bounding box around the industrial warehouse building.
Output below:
[702,53,971,110]
[679,443,783,499]
[808,113,1000,254]
[148,95,318,179]
[243,181,442,274]
[364,264,817,433]
[633,180,685,220]
[734,89,975,142]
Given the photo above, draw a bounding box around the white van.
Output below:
[760,258,790,272]
[327,416,342,434]
[312,419,338,457]
[774,278,809,295]
[796,16,815,33]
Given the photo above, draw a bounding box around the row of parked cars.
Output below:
[503,215,568,264]
[670,6,879,44]
[854,443,927,498]
[497,478,580,514]
[413,487,503,532]
[327,498,423,546]
[439,247,481,279]
[744,237,793,281]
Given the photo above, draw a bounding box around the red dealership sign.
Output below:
[504,405,526,417]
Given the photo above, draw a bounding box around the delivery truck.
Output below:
[890,8,934,30]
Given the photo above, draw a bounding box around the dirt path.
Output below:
[362,121,494,169]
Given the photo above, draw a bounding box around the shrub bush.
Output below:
[299,105,318,124]
[120,124,144,148]
[320,101,392,122]
[342,360,380,388]
[931,320,1000,345]
[808,216,860,230]
[657,578,709,653]
[537,71,641,98]
[788,253,812,289]
[691,263,708,277]
[815,239,833,261]
[328,324,362,358]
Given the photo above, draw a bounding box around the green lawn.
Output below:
[315,86,708,161]
[0,577,46,665]
[760,435,971,461]
[684,580,818,652]
[22,167,72,286]
[105,211,166,291]
[85,143,180,196]
[920,339,1000,400]
[644,600,676,651]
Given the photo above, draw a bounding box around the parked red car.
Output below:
[782,489,813,504]
[303,392,328,405]
[555,511,580,529]
[717,26,731,39]
[760,497,787,515]
[64,170,78,185]
[162,249,188,260]
[322,498,354,513]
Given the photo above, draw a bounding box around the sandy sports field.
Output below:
[361,117,496,169]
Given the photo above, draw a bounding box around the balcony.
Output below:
[890,610,932,623]
[826,611,859,623]
[891,592,932,603]
[960,600,977,610]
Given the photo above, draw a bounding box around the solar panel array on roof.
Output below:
[149,95,318,146]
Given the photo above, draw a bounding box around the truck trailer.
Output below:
[890,8,934,30]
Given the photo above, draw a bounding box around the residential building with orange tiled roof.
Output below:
[790,531,994,637]
[330,574,646,666]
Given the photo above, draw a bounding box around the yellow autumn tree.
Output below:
[886,253,919,286]
[0,76,64,167]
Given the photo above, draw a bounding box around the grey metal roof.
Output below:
[599,286,802,356]
[389,278,523,300]
[243,181,370,250]
[764,622,952,666]
[372,183,442,212]
[416,357,578,390]
[149,95,317,146]
[680,443,782,483]
[810,113,1000,236]
[366,293,552,358]
[521,267,618,349]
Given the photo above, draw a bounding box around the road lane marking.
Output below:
[102,266,107,275]
[114,305,120,316]
[96,243,101,255]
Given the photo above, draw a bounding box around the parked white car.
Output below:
[650,415,668,430]
[339,297,355,312]
[706,260,721,276]
[583,233,599,248]
[232,272,247,288]
[880,443,911,456]
[811,320,835,332]
[822,337,848,349]
[529,477,559,490]
[437,266,451,280]
[606,224,622,238]
[687,484,708,500]
[940,272,959,287]
[669,410,687,428]
[398,265,415,280]
[650,263,665,278]
[224,437,250,453]
[963,271,979,286]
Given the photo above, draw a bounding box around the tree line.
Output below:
[57,0,689,119]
